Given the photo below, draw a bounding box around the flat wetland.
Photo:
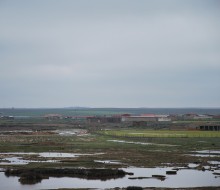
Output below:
[0,115,220,189]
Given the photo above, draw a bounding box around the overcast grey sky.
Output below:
[0,0,220,108]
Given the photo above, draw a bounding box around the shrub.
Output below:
[126,187,143,190]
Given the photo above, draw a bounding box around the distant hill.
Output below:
[0,107,220,117]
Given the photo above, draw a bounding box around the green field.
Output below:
[100,129,220,138]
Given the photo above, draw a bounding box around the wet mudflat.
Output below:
[0,152,105,166]
[0,124,220,189]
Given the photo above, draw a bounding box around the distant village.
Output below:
[1,112,220,131]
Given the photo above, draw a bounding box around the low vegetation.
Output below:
[100,129,220,138]
[0,115,219,189]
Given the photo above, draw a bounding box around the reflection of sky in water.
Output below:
[1,152,220,189]
[190,154,220,157]
[38,152,104,157]
[208,161,220,165]
[0,152,104,165]
[39,152,79,157]
[195,150,220,154]
[189,150,220,157]
[94,160,123,165]
[0,157,57,165]
[0,167,220,190]
[0,157,28,165]
[55,129,87,136]
[108,140,177,146]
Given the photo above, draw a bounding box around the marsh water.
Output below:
[0,152,104,165]
[1,151,220,189]
[189,150,220,158]
[108,140,178,147]
[0,167,220,190]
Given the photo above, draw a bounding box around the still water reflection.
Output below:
[0,152,104,165]
[1,167,220,190]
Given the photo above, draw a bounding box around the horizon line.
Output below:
[1,107,220,109]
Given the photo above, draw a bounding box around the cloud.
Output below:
[0,0,220,107]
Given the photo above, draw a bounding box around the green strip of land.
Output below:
[100,129,220,138]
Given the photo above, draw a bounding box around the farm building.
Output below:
[193,115,213,120]
[86,116,121,123]
[183,113,198,120]
[121,114,171,122]
[199,125,220,131]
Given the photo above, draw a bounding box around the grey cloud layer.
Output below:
[0,0,220,107]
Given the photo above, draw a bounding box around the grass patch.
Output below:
[100,129,220,138]
[0,128,219,169]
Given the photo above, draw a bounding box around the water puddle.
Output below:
[188,163,200,168]
[55,129,88,136]
[38,152,103,158]
[94,160,123,165]
[0,157,28,165]
[0,157,57,165]
[196,150,220,154]
[0,130,33,134]
[108,140,178,147]
[108,139,153,145]
[1,152,36,155]
[189,150,220,158]
[190,154,220,158]
[39,152,81,158]
[0,153,37,165]
[208,161,220,165]
[0,152,104,165]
